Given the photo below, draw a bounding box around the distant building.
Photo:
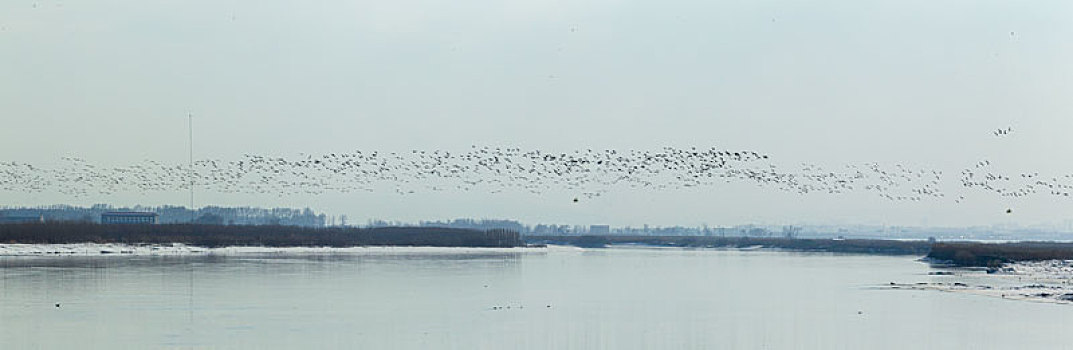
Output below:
[589,225,611,235]
[101,212,157,225]
[0,215,44,224]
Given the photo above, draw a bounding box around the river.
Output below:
[2,246,1071,349]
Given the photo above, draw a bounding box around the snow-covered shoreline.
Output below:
[0,243,547,257]
[888,260,1073,305]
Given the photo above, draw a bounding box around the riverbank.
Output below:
[525,235,933,255]
[0,243,544,256]
[883,259,1073,305]
[926,242,1073,267]
[8,225,1073,266]
[0,222,524,248]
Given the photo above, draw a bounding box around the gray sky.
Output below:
[2,0,1072,228]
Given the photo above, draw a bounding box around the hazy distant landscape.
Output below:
[7,205,1073,267]
[4,0,1073,347]
[7,204,1073,241]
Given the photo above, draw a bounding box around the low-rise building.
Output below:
[0,215,44,224]
[101,212,158,225]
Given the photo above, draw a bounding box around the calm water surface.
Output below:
[2,247,1071,349]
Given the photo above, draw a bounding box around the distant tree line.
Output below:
[416,218,527,233]
[0,222,523,248]
[0,205,326,227]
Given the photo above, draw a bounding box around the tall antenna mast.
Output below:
[189,113,195,223]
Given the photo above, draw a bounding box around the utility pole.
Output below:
[189,113,195,223]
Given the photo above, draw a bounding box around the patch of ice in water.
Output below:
[887,260,1073,305]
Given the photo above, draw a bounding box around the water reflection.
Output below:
[2,248,1072,349]
[0,250,531,268]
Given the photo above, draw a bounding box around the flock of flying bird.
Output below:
[1,132,1069,212]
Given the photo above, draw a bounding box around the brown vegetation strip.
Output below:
[525,235,932,255]
[927,242,1073,267]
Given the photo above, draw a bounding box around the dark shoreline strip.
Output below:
[0,222,524,248]
[525,235,932,255]
[927,242,1073,267]
[528,235,1073,266]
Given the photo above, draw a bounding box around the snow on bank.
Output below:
[887,282,1073,304]
[0,243,546,257]
[999,260,1073,284]
[887,260,1073,305]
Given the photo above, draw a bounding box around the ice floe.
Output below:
[886,260,1073,304]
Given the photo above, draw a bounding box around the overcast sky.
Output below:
[2,0,1072,228]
